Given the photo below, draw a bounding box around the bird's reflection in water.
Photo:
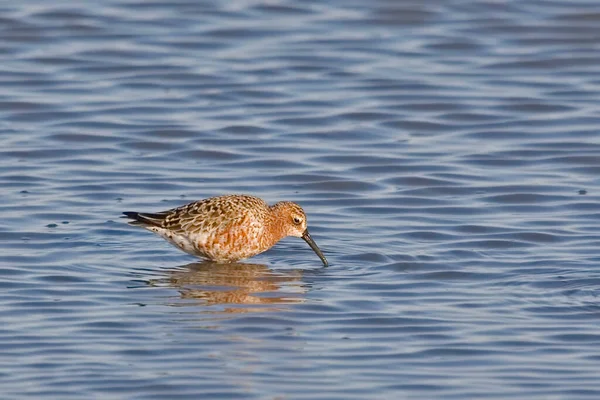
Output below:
[155,261,307,313]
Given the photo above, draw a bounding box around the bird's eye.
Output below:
[293,216,302,225]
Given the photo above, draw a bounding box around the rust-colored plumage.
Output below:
[123,194,328,266]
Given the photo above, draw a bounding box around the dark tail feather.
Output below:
[122,211,167,227]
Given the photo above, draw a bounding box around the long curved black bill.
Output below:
[301,229,329,267]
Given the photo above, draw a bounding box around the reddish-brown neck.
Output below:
[267,203,290,244]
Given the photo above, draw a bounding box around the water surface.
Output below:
[2,0,600,398]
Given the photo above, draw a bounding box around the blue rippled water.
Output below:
[2,0,600,398]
